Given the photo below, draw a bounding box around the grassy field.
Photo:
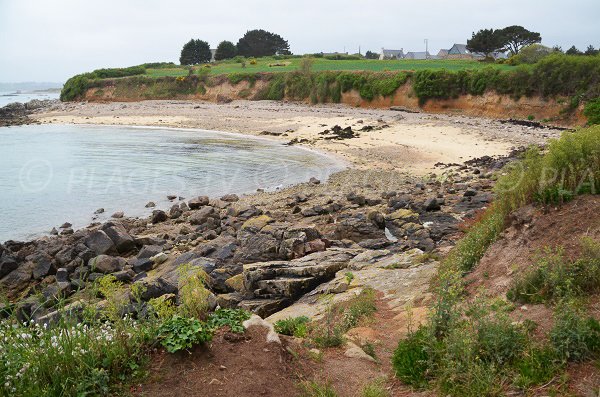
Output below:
[145,57,514,78]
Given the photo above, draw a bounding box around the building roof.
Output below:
[404,51,430,60]
[437,49,449,56]
[381,49,404,56]
[448,44,469,55]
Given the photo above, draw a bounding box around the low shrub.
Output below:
[157,315,213,353]
[584,97,600,124]
[177,265,211,320]
[392,327,431,388]
[274,316,310,337]
[92,65,146,79]
[550,301,600,362]
[207,308,250,333]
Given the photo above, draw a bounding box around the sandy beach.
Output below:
[34,99,558,173]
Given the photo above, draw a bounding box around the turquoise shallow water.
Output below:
[0,124,345,242]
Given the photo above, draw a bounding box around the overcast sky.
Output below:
[1,0,598,83]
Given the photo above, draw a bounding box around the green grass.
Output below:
[144,57,512,78]
[298,381,338,397]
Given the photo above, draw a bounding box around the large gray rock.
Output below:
[334,213,385,242]
[85,230,116,255]
[188,196,209,209]
[189,206,217,225]
[137,245,163,260]
[242,248,361,310]
[0,255,18,278]
[151,210,168,224]
[88,255,123,274]
[32,254,54,279]
[101,222,135,253]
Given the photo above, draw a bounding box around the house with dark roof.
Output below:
[404,51,430,60]
[448,44,469,55]
[437,49,449,58]
[379,48,404,60]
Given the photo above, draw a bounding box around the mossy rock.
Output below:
[386,209,419,223]
[225,274,245,292]
[240,215,274,231]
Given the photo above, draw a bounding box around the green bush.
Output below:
[228,72,259,86]
[158,315,213,353]
[584,97,600,124]
[274,316,310,337]
[550,301,600,362]
[92,65,146,79]
[392,327,431,388]
[207,308,251,333]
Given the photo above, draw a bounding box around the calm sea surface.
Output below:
[0,90,60,107]
[0,124,345,242]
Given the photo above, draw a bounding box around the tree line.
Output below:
[467,25,598,59]
[179,29,290,65]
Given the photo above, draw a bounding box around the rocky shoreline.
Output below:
[1,99,557,324]
[0,99,61,127]
[0,150,516,322]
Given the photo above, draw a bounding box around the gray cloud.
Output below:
[1,0,598,82]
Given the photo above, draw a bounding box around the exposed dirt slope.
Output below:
[467,195,600,298]
[82,80,585,127]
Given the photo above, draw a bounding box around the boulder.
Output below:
[89,255,123,274]
[137,245,163,260]
[189,206,216,225]
[346,192,366,206]
[242,248,360,304]
[32,254,54,279]
[188,196,210,209]
[423,197,441,212]
[133,258,154,273]
[101,222,135,253]
[85,230,116,255]
[41,282,72,303]
[151,210,168,224]
[0,255,18,278]
[220,194,239,202]
[55,268,69,283]
[334,214,385,242]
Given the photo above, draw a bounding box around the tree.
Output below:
[179,39,212,65]
[566,45,582,55]
[511,44,554,64]
[236,29,290,57]
[499,25,541,55]
[466,29,505,58]
[214,40,237,61]
[365,50,379,59]
[584,45,599,56]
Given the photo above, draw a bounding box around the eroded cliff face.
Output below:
[84,79,585,127]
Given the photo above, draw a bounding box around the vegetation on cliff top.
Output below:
[61,54,600,124]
